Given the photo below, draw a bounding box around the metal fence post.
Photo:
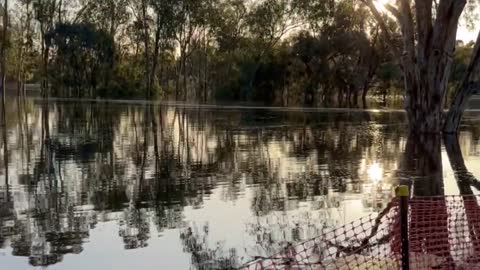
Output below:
[397,185,410,270]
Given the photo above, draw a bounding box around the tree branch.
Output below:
[360,0,400,58]
[444,30,480,133]
[415,0,433,59]
[398,0,415,62]
[432,0,466,54]
[384,4,401,20]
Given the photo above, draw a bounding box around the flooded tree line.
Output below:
[0,1,479,268]
[0,0,474,108]
[1,100,480,268]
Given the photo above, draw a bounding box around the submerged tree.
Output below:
[33,0,58,97]
[0,0,476,111]
[47,23,114,97]
[0,0,8,109]
[363,0,479,133]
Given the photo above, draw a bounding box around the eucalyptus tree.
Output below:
[207,0,248,100]
[244,0,303,97]
[362,0,480,133]
[0,0,7,131]
[149,0,180,98]
[322,1,374,107]
[287,0,393,107]
[10,0,35,97]
[76,0,129,38]
[210,0,248,53]
[47,23,114,98]
[128,0,185,98]
[32,0,58,97]
[171,0,213,101]
[293,0,333,34]
[136,0,153,97]
[75,0,130,86]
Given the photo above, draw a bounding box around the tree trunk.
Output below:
[175,60,181,100]
[0,82,5,129]
[444,134,480,193]
[1,95,7,201]
[361,83,368,109]
[16,39,24,98]
[140,0,151,99]
[444,134,480,253]
[105,1,117,90]
[398,133,452,262]
[150,15,162,99]
[351,88,358,108]
[41,38,50,98]
[405,93,441,133]
[398,133,444,196]
[203,35,208,103]
[346,88,352,108]
[58,0,63,23]
[444,82,478,133]
[0,0,7,197]
[1,0,8,127]
[364,0,466,133]
[16,73,23,97]
[183,52,187,101]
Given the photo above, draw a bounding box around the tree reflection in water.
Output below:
[396,133,452,264]
[397,133,444,196]
[1,99,479,268]
[444,134,480,255]
[180,225,238,270]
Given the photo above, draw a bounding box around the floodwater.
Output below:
[1,98,480,270]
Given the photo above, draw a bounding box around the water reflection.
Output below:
[0,99,480,269]
[445,134,480,195]
[397,133,445,196]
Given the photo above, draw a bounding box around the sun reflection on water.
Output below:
[367,163,383,184]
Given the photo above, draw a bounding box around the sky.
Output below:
[458,25,479,42]
[373,0,479,42]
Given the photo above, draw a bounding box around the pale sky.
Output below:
[373,0,479,42]
[458,25,479,42]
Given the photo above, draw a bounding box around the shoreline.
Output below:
[27,96,480,113]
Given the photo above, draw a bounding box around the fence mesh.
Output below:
[241,195,480,270]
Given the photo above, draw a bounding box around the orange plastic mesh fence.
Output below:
[408,196,480,269]
[241,195,480,270]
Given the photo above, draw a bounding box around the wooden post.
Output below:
[397,185,410,270]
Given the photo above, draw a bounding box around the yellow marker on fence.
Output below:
[396,185,410,197]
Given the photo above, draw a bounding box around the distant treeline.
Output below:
[4,0,475,107]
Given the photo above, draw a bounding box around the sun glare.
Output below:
[373,0,393,12]
[367,163,383,184]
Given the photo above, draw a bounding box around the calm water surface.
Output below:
[1,98,480,269]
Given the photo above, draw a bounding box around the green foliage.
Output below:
[210,0,247,52]
[102,58,146,98]
[47,23,114,97]
[7,0,464,107]
[447,41,476,101]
